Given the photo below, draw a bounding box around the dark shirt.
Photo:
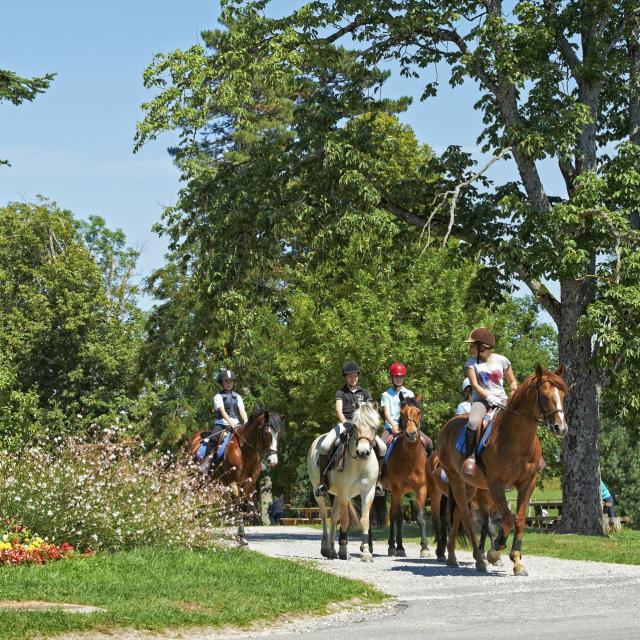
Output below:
[336,384,372,421]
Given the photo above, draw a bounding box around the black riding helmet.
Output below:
[341,361,361,375]
[217,368,237,383]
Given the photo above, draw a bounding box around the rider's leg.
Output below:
[315,423,345,497]
[462,402,486,476]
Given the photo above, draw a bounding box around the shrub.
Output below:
[0,433,232,552]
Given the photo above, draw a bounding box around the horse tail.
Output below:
[447,486,469,546]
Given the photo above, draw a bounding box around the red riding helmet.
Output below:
[389,362,407,377]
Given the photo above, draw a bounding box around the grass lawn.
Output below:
[0,547,384,640]
[368,521,640,565]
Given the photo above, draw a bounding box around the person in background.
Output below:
[601,479,616,518]
[268,494,285,525]
[455,377,473,415]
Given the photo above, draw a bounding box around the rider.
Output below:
[380,362,415,445]
[211,367,248,446]
[461,328,517,476]
[455,378,473,415]
[314,361,385,497]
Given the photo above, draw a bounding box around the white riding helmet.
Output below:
[462,377,472,393]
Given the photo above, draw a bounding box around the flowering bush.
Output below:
[0,434,232,552]
[0,518,77,565]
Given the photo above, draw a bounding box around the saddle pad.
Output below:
[383,435,398,464]
[455,409,499,457]
[214,431,232,464]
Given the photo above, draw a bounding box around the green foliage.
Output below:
[0,200,144,450]
[0,68,54,166]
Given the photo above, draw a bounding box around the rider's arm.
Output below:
[237,396,248,424]
[467,366,490,400]
[383,405,399,432]
[335,398,347,424]
[504,364,518,394]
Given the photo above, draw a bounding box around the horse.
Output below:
[307,401,381,562]
[381,395,432,558]
[188,409,285,546]
[426,451,498,563]
[437,364,567,575]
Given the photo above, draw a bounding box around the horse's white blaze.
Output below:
[553,388,567,431]
[267,427,278,466]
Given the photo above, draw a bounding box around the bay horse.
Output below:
[307,401,381,562]
[382,395,432,558]
[188,409,285,546]
[438,364,567,575]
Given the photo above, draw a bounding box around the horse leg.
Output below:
[324,496,339,560]
[446,492,461,567]
[509,475,537,577]
[359,486,375,562]
[316,495,333,558]
[449,478,486,572]
[416,484,430,558]
[387,487,397,556]
[338,497,351,560]
[486,481,515,567]
[368,522,373,555]
[435,492,448,562]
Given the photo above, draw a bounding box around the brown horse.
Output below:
[188,409,285,546]
[438,364,567,575]
[426,451,498,563]
[382,395,432,558]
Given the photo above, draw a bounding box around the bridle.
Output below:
[345,422,376,459]
[534,379,565,430]
[257,418,279,459]
[399,404,421,438]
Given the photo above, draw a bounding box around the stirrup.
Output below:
[462,455,477,476]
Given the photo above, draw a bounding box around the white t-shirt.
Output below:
[380,386,415,430]
[455,400,472,415]
[465,354,511,402]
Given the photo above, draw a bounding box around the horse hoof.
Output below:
[514,564,529,577]
[420,548,431,558]
[437,555,447,563]
[360,552,373,563]
[388,546,396,557]
[476,559,488,573]
[338,551,351,561]
[447,558,459,568]
[395,548,407,558]
[238,537,249,547]
[326,549,338,560]
[487,549,501,565]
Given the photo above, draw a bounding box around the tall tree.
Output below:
[136,1,640,533]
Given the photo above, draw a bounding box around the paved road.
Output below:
[229,525,640,640]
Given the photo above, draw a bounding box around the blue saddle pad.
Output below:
[383,435,397,464]
[215,431,232,463]
[455,411,498,457]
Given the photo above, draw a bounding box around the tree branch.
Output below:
[515,266,562,326]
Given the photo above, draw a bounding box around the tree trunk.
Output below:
[258,474,272,526]
[555,278,604,534]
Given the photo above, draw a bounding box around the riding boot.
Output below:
[462,426,477,476]
[315,453,331,497]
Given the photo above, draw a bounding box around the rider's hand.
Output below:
[486,394,506,408]
[229,418,239,428]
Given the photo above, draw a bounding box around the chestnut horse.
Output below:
[188,409,285,546]
[438,365,567,575]
[382,395,432,558]
[426,451,499,564]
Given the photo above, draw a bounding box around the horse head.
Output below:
[399,393,422,443]
[250,409,286,468]
[352,400,380,459]
[533,364,568,437]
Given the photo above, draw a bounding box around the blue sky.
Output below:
[1,1,561,316]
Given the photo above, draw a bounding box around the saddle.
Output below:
[195,430,233,466]
[455,407,500,461]
[383,430,433,466]
[325,425,353,474]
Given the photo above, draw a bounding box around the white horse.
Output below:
[307,401,381,562]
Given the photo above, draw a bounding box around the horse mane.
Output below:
[353,401,381,431]
[507,367,568,412]
[401,395,421,410]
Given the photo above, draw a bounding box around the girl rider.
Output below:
[380,362,415,445]
[212,368,249,442]
[461,328,517,476]
[315,361,386,497]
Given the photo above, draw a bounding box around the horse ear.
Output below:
[371,401,378,411]
[416,394,424,403]
[555,364,565,378]
[262,411,269,424]
[280,414,287,423]
[535,363,545,379]
[399,391,406,402]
